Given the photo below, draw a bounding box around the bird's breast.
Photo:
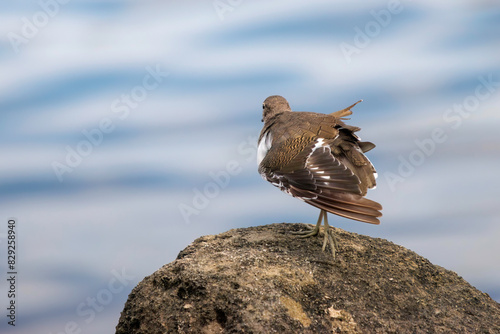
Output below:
[257,130,273,165]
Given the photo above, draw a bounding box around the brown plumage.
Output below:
[257,95,382,258]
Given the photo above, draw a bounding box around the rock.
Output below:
[115,223,500,333]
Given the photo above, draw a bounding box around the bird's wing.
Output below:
[260,138,382,224]
[329,126,378,195]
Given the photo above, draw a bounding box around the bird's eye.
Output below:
[262,103,265,109]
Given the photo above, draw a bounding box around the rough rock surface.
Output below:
[116,223,500,333]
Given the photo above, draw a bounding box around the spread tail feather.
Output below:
[304,192,382,225]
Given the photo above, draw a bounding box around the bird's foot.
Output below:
[322,227,338,259]
[291,210,338,259]
[291,224,320,238]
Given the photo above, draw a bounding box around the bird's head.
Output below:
[261,95,291,122]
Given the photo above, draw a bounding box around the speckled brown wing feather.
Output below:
[259,138,381,224]
[259,112,340,170]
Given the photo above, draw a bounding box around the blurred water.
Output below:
[1,1,499,333]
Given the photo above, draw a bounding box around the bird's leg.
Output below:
[321,211,338,259]
[291,209,324,237]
